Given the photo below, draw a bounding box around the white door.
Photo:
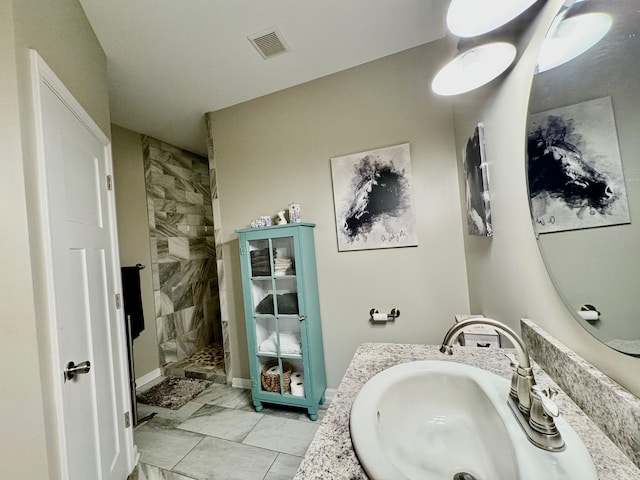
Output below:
[31,52,134,480]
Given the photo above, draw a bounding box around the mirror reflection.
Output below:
[527,0,640,356]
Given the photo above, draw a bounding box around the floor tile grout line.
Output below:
[140,462,200,480]
[238,412,264,443]
[175,405,265,442]
[261,451,281,480]
[167,433,208,473]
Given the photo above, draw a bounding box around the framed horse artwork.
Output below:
[330,143,418,252]
[527,96,630,233]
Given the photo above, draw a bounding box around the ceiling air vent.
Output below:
[248,27,291,59]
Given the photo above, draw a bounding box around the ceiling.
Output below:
[78,0,449,155]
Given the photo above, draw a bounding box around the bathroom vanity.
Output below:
[294,333,640,479]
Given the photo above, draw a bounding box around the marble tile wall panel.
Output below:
[152,264,160,290]
[522,320,640,468]
[168,237,190,261]
[156,237,169,262]
[158,289,173,316]
[172,284,194,311]
[142,135,223,369]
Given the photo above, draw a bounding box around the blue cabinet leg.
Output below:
[308,406,318,421]
[254,400,263,413]
[319,392,326,405]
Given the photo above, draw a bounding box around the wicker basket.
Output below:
[261,359,293,393]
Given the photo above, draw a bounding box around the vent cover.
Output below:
[248,27,290,59]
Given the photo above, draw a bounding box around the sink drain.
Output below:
[453,473,478,480]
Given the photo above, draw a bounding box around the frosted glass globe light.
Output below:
[537,12,612,73]
[446,0,538,37]
[431,42,517,96]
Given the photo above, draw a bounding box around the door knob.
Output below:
[64,360,91,381]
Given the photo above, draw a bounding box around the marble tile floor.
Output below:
[130,379,328,480]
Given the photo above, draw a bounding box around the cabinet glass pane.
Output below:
[273,277,298,315]
[272,237,296,276]
[258,357,286,395]
[288,358,305,398]
[278,317,302,358]
[257,357,305,396]
[252,278,274,315]
[256,317,277,355]
[248,239,272,277]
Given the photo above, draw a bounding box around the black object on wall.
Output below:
[121,263,156,426]
[121,264,145,338]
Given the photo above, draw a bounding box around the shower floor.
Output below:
[164,343,226,384]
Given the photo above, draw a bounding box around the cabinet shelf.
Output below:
[237,223,326,421]
[256,352,278,359]
[280,353,303,360]
[250,275,297,281]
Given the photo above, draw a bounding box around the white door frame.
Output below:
[29,49,136,479]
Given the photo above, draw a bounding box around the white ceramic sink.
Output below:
[350,361,598,480]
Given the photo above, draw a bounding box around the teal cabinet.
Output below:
[236,223,326,420]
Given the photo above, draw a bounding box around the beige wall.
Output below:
[0,0,111,477]
[0,1,50,478]
[12,0,110,136]
[112,124,159,379]
[455,0,640,397]
[210,39,471,388]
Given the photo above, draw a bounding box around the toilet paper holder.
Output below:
[578,304,600,322]
[369,308,400,323]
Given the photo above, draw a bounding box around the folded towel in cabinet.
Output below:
[258,332,301,355]
[258,336,278,354]
[279,332,302,355]
[255,293,298,314]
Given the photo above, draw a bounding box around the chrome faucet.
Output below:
[440,317,565,451]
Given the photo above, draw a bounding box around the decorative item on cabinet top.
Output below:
[249,203,302,228]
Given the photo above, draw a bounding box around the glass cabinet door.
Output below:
[247,235,305,397]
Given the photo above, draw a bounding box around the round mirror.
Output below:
[526,0,640,356]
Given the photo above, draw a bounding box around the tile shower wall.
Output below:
[205,114,232,383]
[142,136,223,366]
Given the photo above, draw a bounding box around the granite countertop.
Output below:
[294,343,640,480]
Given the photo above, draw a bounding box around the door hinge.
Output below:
[124,411,131,428]
[115,293,122,309]
[106,175,113,191]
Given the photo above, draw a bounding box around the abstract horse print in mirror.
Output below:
[527,97,630,233]
[463,123,493,237]
[331,143,418,251]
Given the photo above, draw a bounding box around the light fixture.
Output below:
[446,0,538,38]
[536,12,612,73]
[432,42,517,96]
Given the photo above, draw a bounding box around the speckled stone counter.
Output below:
[522,319,640,469]
[294,343,640,480]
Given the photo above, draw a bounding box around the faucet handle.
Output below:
[531,385,560,418]
[528,385,565,450]
[503,352,517,366]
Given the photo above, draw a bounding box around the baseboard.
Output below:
[324,388,337,402]
[231,378,337,403]
[232,377,252,389]
[136,368,162,388]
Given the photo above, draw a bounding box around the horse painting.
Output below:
[331,143,418,251]
[527,97,630,233]
[528,116,616,218]
[342,156,409,239]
